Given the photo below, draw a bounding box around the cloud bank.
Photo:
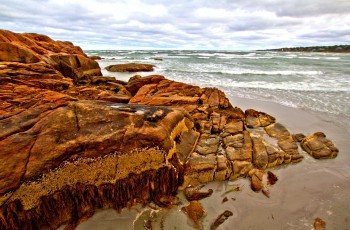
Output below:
[0,0,349,50]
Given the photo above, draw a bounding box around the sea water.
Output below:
[85,50,350,131]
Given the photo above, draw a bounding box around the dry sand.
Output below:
[75,96,350,230]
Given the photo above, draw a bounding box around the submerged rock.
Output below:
[210,210,233,230]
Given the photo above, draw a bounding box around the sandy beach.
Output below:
[74,96,350,230]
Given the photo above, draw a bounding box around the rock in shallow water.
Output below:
[210,210,233,230]
[184,185,213,201]
[181,201,206,230]
[106,63,154,72]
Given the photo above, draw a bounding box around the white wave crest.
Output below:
[220,69,323,76]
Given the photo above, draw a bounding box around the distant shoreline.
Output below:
[258,45,350,53]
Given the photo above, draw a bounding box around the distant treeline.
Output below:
[261,45,350,53]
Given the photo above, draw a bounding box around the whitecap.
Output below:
[219,69,323,76]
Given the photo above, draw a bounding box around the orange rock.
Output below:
[181,201,206,229]
[301,132,338,159]
[0,29,102,82]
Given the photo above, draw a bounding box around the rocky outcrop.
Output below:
[129,79,306,188]
[0,30,102,83]
[0,30,339,229]
[106,63,154,72]
[0,102,198,229]
[0,30,195,229]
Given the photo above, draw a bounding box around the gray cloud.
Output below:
[0,0,349,50]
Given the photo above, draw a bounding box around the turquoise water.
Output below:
[85,50,350,131]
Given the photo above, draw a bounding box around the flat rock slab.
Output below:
[106,63,154,72]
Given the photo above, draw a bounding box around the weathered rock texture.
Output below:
[301,132,338,159]
[181,201,206,229]
[0,30,339,229]
[128,77,306,188]
[0,30,101,83]
[0,30,196,229]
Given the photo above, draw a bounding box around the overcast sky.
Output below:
[0,0,349,50]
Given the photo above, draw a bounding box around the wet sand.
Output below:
[75,96,350,230]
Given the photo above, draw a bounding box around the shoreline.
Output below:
[76,96,350,230]
[257,45,350,53]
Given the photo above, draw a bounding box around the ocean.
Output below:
[85,50,350,132]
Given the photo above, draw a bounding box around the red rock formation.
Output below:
[0,29,102,82]
[1,31,195,229]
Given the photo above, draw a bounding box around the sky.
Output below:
[0,0,349,50]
